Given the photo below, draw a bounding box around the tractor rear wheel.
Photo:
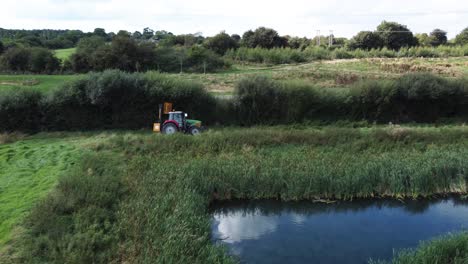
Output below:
[189,127,201,135]
[162,123,177,135]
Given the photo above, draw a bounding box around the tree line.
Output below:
[0,22,468,74]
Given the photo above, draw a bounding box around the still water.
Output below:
[211,198,468,264]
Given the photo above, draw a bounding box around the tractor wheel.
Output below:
[189,127,202,135]
[162,123,178,135]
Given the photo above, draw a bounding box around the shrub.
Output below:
[0,47,60,73]
[234,76,345,125]
[0,89,43,132]
[349,73,468,122]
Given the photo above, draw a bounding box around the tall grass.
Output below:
[2,126,467,263]
[370,232,468,264]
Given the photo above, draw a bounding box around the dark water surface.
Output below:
[211,198,468,264]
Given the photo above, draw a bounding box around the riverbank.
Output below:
[1,125,467,263]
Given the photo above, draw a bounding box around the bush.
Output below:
[234,76,345,125]
[349,73,468,122]
[0,47,60,73]
[0,89,42,132]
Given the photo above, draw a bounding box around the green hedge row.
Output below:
[1,71,467,132]
[0,71,216,131]
[234,74,468,125]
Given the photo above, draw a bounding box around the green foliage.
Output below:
[0,137,80,245]
[377,21,417,50]
[1,127,468,263]
[0,41,4,55]
[429,29,448,47]
[349,73,468,122]
[204,32,239,55]
[241,27,288,48]
[371,232,468,264]
[71,35,156,72]
[348,31,383,50]
[455,27,468,45]
[225,47,308,64]
[227,45,468,65]
[234,77,344,125]
[9,151,125,263]
[0,47,60,73]
[40,70,216,130]
[0,88,42,131]
[108,128,468,262]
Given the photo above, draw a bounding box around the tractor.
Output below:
[153,103,204,135]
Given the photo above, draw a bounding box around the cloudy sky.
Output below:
[2,0,467,38]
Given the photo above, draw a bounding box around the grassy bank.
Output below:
[2,125,466,263]
[371,232,468,264]
[0,134,85,245]
[54,48,76,62]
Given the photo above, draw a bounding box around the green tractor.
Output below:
[153,103,204,135]
[161,111,204,135]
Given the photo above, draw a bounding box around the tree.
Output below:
[93,28,108,38]
[143,27,154,40]
[231,34,241,42]
[29,48,60,73]
[241,27,287,49]
[376,21,417,50]
[132,31,143,39]
[287,37,311,50]
[77,36,106,53]
[455,27,468,45]
[203,31,239,55]
[0,40,4,54]
[429,29,447,46]
[415,33,431,46]
[241,30,255,47]
[0,47,31,72]
[348,31,383,50]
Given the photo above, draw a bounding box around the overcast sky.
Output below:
[2,0,467,38]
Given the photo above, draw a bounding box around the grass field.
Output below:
[0,75,79,92]
[0,134,83,245]
[1,125,467,263]
[173,57,468,94]
[0,57,466,95]
[54,48,76,61]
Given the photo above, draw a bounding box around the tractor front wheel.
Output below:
[162,123,178,135]
[189,127,202,135]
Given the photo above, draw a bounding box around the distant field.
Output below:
[54,48,76,61]
[0,75,79,92]
[0,56,467,95]
[175,56,468,94]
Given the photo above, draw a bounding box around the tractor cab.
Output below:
[168,111,186,127]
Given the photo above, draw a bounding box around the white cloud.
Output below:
[2,0,467,38]
[213,209,279,243]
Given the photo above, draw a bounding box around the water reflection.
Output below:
[211,197,468,264]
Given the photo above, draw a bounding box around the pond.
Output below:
[211,197,468,264]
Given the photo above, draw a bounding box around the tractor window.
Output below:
[172,113,183,125]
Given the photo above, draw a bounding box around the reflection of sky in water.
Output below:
[213,209,280,243]
[212,198,468,264]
